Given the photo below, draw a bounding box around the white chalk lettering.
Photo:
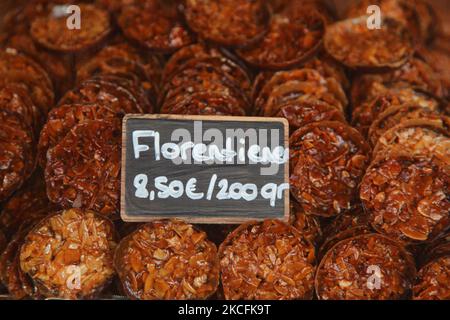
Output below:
[132,130,160,160]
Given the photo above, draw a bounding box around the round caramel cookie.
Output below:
[118,0,193,53]
[315,233,416,300]
[76,46,149,84]
[161,59,246,99]
[417,43,450,100]
[373,120,450,164]
[161,91,246,116]
[289,121,370,218]
[261,79,347,118]
[160,59,250,114]
[45,120,121,216]
[30,3,111,52]
[273,97,346,133]
[324,16,414,70]
[0,110,35,202]
[19,208,117,299]
[0,0,69,38]
[254,68,346,116]
[0,83,42,137]
[367,104,445,147]
[59,77,148,114]
[162,80,249,116]
[37,103,120,168]
[75,43,162,102]
[4,33,74,98]
[114,220,219,300]
[351,89,440,138]
[85,38,165,87]
[0,49,54,115]
[346,0,439,44]
[86,74,154,113]
[351,58,445,105]
[360,153,450,243]
[302,54,350,90]
[162,43,224,83]
[161,56,252,104]
[236,7,325,70]
[184,0,270,48]
[413,256,449,300]
[219,219,316,300]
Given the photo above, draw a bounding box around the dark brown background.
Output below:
[1,1,449,34]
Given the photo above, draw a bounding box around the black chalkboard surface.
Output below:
[121,114,289,223]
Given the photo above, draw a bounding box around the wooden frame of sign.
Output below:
[121,114,290,224]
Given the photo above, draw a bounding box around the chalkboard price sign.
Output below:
[121,115,289,223]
